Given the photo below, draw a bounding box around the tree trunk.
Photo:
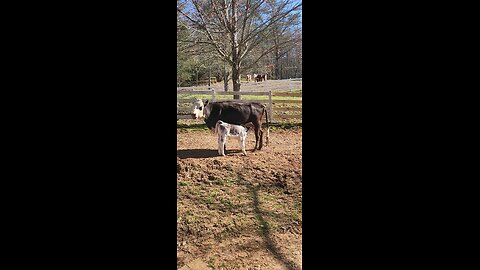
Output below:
[274,38,280,80]
[230,0,241,99]
[223,64,229,91]
[232,62,241,99]
[281,60,285,80]
[274,58,280,80]
[208,68,211,86]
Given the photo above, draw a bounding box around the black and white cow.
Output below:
[204,100,269,151]
[177,98,205,120]
[191,99,205,119]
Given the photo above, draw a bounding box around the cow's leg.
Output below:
[253,124,261,151]
[258,129,264,150]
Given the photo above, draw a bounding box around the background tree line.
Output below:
[177,0,302,91]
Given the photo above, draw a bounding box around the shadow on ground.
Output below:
[177,122,302,131]
[250,183,301,270]
[177,149,219,159]
[177,149,254,159]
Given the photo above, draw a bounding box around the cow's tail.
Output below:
[214,121,219,135]
[264,106,270,146]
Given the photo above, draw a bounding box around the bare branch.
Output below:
[187,0,231,61]
[244,2,301,45]
[243,35,301,71]
[210,0,230,33]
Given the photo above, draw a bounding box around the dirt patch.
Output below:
[177,128,302,269]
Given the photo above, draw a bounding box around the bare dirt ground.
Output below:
[177,127,302,270]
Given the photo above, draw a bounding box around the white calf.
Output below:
[215,120,253,156]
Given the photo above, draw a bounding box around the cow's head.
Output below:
[203,99,211,119]
[191,99,204,119]
[203,100,221,130]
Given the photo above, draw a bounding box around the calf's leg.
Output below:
[218,135,226,156]
[240,136,247,155]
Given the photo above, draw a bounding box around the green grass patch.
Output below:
[268,122,302,130]
[178,181,188,187]
[177,120,210,131]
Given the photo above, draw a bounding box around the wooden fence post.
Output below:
[268,91,273,122]
[212,89,216,102]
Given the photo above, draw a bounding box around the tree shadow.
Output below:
[177,149,219,159]
[250,184,301,270]
[177,171,301,269]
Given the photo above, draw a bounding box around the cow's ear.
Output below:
[204,99,209,105]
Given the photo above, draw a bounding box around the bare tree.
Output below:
[271,14,301,79]
[178,0,301,98]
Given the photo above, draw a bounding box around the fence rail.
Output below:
[177,79,302,122]
[177,88,301,122]
[177,78,302,92]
